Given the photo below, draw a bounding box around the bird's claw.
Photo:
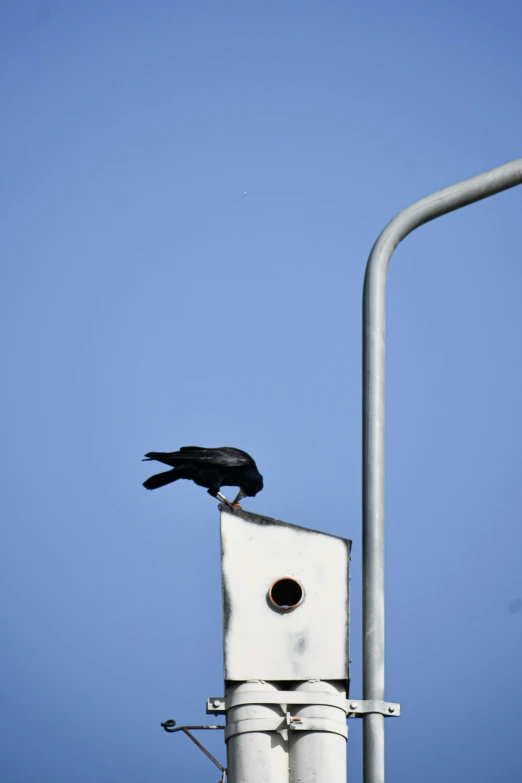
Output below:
[216,492,242,510]
[216,492,233,507]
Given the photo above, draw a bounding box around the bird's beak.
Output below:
[232,489,247,504]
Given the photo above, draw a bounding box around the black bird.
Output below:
[142,446,263,507]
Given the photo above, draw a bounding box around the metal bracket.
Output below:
[207,693,401,718]
[224,713,348,741]
[160,719,226,780]
[345,700,400,717]
[285,713,348,739]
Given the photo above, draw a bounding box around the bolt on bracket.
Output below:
[346,700,400,717]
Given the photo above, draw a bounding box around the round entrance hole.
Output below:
[269,577,304,610]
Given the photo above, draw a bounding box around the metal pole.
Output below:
[362,158,522,783]
[226,680,288,783]
[289,680,347,783]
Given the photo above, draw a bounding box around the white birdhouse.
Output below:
[220,507,351,684]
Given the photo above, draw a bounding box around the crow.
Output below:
[142,446,263,507]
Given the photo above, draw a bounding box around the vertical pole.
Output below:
[289,680,347,783]
[362,159,522,783]
[362,254,386,783]
[226,681,288,783]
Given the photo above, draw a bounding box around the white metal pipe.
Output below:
[226,680,289,783]
[362,158,522,783]
[289,680,347,783]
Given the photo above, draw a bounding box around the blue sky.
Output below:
[1,2,521,781]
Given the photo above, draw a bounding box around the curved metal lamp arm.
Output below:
[362,158,522,783]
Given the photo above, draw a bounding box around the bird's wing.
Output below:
[143,447,253,467]
[180,446,253,466]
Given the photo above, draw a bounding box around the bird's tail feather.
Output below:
[143,451,171,461]
[143,450,204,466]
[143,468,179,490]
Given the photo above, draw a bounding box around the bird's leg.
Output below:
[209,489,234,507]
[232,489,247,506]
[207,487,242,509]
[216,491,232,506]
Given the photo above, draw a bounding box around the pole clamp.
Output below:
[207,693,400,718]
[225,713,348,741]
[346,700,401,717]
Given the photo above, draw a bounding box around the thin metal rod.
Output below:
[181,728,225,772]
[362,158,522,783]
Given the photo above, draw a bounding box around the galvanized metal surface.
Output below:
[362,158,522,783]
[220,508,351,682]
